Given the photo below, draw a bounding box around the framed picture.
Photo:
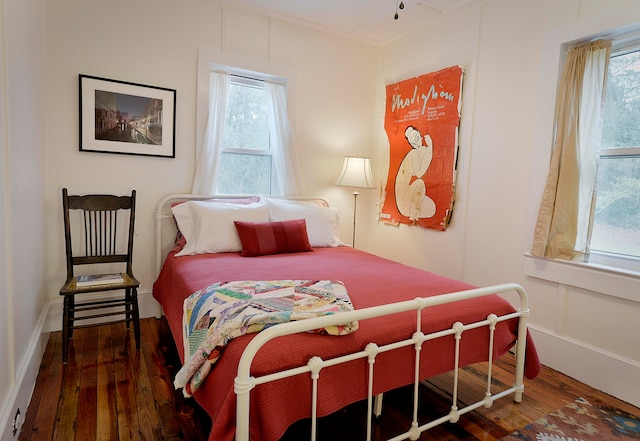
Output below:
[79,74,176,158]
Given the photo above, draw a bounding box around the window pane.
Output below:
[591,156,640,257]
[217,152,271,195]
[601,51,640,148]
[223,82,269,151]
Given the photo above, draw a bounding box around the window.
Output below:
[590,43,640,270]
[217,75,272,195]
[527,35,640,295]
[192,62,300,196]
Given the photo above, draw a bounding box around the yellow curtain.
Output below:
[531,39,611,260]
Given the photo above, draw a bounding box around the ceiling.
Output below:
[215,0,475,47]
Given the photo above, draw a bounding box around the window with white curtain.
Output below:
[191,63,302,196]
[590,40,640,271]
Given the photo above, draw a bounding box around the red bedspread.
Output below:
[153,246,540,441]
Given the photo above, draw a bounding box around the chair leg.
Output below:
[68,295,75,339]
[132,288,140,350]
[125,289,131,329]
[62,296,70,363]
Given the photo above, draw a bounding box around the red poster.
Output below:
[380,65,463,231]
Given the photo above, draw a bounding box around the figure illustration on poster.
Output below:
[395,126,436,221]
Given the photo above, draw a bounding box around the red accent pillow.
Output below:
[234,219,313,257]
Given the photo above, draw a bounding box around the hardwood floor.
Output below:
[19,317,640,440]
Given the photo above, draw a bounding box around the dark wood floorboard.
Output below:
[19,317,640,440]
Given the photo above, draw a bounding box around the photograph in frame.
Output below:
[79,74,176,158]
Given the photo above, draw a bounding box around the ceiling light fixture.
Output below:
[394,0,405,20]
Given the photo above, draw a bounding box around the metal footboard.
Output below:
[235,283,530,441]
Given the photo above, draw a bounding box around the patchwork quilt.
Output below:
[174,279,358,396]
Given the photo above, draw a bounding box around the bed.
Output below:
[152,194,540,441]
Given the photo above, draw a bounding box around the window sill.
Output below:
[523,253,639,303]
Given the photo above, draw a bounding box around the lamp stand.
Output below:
[352,191,359,248]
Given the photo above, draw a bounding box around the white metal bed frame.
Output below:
[154,194,332,274]
[154,194,530,441]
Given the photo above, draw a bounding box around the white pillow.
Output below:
[265,198,344,247]
[172,200,269,256]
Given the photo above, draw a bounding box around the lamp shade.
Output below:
[335,156,375,188]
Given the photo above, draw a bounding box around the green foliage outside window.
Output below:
[217,152,271,195]
[217,78,272,195]
[223,82,269,152]
[592,51,640,257]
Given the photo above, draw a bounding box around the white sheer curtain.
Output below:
[191,71,230,194]
[191,72,304,195]
[266,80,304,195]
[531,39,611,259]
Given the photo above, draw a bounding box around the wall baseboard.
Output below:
[3,291,161,439]
[1,303,50,440]
[7,300,637,439]
[528,325,640,408]
[45,290,161,333]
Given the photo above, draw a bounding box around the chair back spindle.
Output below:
[83,209,119,257]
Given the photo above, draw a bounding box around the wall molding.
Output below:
[528,325,640,408]
[1,303,50,439]
[7,295,639,438]
[524,253,639,303]
[45,290,161,333]
[3,291,160,438]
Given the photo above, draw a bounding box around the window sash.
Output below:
[223,77,270,153]
[599,147,640,157]
[217,152,273,195]
[214,74,274,195]
[590,44,640,265]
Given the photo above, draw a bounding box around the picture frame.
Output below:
[79,74,176,158]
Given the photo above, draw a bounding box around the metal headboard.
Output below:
[153,194,330,276]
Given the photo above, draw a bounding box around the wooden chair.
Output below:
[59,188,140,363]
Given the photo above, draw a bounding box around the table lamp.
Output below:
[335,156,375,247]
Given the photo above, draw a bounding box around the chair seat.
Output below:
[60,272,140,295]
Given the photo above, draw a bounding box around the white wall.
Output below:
[365,2,484,280]
[0,0,49,438]
[42,0,379,326]
[371,0,640,407]
[3,1,640,437]
[0,0,11,429]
